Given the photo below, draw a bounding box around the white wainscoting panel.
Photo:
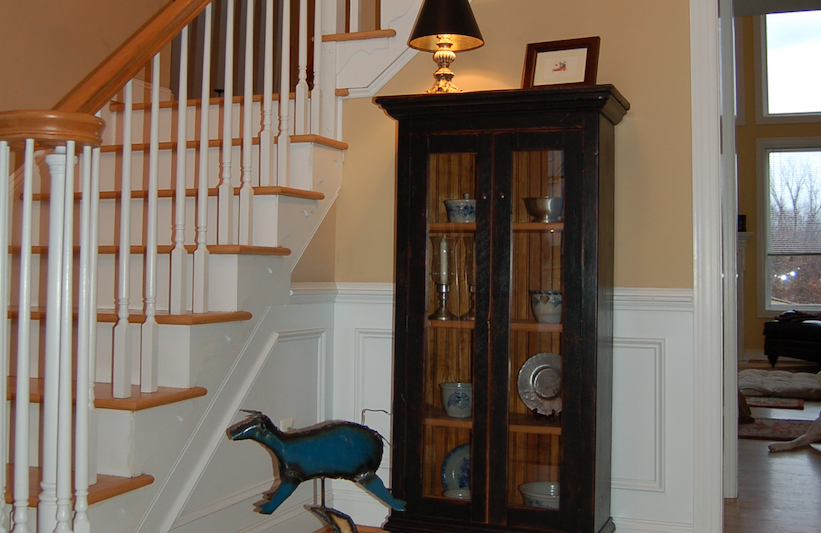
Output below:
[612,338,666,493]
[289,283,697,533]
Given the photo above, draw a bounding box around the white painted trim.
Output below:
[296,283,690,309]
[229,495,316,533]
[613,516,694,533]
[690,0,725,531]
[290,282,396,304]
[613,288,693,312]
[345,48,419,99]
[353,328,394,421]
[135,308,279,532]
[611,338,666,493]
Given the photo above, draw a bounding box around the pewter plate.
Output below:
[517,352,562,416]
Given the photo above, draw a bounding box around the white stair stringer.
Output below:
[331,0,422,96]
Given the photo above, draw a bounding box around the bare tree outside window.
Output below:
[768,150,821,306]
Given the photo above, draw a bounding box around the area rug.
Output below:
[738,418,813,441]
[744,397,805,409]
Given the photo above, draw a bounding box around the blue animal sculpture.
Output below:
[226,411,405,514]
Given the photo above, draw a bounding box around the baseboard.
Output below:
[613,517,694,533]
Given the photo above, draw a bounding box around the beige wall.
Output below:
[0,0,167,111]
[735,16,821,352]
[333,0,694,287]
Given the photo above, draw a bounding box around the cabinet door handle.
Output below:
[498,192,506,200]
[481,193,488,200]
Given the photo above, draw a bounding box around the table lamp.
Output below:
[408,0,484,94]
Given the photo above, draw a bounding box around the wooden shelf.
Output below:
[513,222,563,232]
[424,407,473,429]
[510,319,562,333]
[428,222,563,233]
[4,465,153,507]
[429,223,476,232]
[428,319,475,329]
[508,412,562,436]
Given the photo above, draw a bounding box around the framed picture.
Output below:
[522,37,601,88]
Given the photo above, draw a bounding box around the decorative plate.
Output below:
[441,444,470,490]
[517,352,562,416]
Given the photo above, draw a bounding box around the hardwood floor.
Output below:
[725,402,821,533]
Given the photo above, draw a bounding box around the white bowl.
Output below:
[530,290,562,324]
[439,382,472,418]
[518,481,560,509]
[443,489,471,499]
[444,198,476,223]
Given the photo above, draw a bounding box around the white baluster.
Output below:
[39,145,69,533]
[11,139,35,533]
[349,0,360,32]
[239,0,255,245]
[113,81,134,399]
[260,0,275,186]
[277,0,292,187]
[54,141,76,533]
[86,145,101,485]
[0,140,10,533]
[142,55,161,393]
[295,0,309,135]
[310,0,322,136]
[194,4,213,314]
[170,25,190,314]
[72,146,95,533]
[218,0,236,245]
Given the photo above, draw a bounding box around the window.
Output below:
[757,10,821,122]
[758,138,821,312]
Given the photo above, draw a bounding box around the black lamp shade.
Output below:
[408,0,484,52]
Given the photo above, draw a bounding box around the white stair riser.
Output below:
[100,99,295,146]
[22,191,284,249]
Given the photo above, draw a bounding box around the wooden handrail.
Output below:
[0,110,104,148]
[53,0,213,115]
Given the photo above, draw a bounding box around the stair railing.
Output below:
[0,0,377,529]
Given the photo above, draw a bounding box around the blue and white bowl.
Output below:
[519,481,559,509]
[530,290,562,324]
[444,198,476,223]
[439,382,473,418]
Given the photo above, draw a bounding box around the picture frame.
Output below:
[521,37,601,89]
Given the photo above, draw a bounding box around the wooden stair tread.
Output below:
[8,307,253,325]
[322,29,396,42]
[7,377,207,411]
[108,91,295,112]
[4,465,153,507]
[97,133,347,152]
[9,244,291,256]
[32,185,325,202]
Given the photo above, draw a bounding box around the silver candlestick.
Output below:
[428,235,456,320]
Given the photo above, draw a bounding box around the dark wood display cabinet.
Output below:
[374,86,629,533]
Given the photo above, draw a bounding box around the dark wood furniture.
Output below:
[375,86,629,533]
[764,319,821,366]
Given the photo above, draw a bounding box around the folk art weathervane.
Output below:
[227,410,405,533]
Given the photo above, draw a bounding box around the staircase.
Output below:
[0,0,421,531]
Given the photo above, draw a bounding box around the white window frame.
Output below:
[754,13,821,125]
[757,136,821,316]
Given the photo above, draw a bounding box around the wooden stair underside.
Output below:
[4,465,154,507]
[8,377,208,411]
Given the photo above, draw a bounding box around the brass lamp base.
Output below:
[427,40,461,94]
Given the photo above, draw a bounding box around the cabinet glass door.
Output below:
[506,146,565,514]
[422,149,478,503]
